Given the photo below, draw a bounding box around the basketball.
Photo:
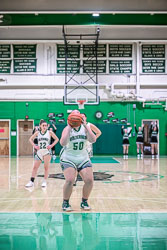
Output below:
[67,113,83,128]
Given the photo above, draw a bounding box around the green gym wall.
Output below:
[1,101,167,156]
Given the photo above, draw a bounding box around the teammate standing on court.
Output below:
[82,113,102,157]
[134,124,144,159]
[48,122,57,160]
[25,119,59,188]
[121,125,132,159]
[60,110,96,211]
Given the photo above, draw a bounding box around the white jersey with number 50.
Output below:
[66,125,87,153]
[60,125,89,165]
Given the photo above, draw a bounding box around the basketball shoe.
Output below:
[41,180,47,188]
[62,201,72,212]
[25,181,34,188]
[80,201,91,210]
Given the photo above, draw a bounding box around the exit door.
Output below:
[142,119,159,156]
[0,120,10,156]
[18,120,33,156]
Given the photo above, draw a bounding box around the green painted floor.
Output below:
[0,213,167,250]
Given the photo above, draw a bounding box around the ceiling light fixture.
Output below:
[0,15,3,19]
[92,13,100,17]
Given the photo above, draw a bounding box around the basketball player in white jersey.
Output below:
[73,113,102,186]
[25,120,59,188]
[82,113,102,157]
[60,111,96,211]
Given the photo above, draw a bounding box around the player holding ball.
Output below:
[60,110,96,211]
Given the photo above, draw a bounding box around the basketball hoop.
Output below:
[77,100,86,110]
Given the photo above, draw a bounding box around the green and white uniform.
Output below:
[60,125,92,171]
[36,130,51,161]
[121,128,132,146]
[150,125,158,144]
[86,122,93,157]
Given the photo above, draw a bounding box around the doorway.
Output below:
[142,119,159,156]
[17,120,34,156]
[0,120,10,156]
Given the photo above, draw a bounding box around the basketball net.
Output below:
[77,100,85,110]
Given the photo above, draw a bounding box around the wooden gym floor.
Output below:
[0,156,167,250]
[0,156,167,213]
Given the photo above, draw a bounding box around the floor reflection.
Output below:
[0,213,167,250]
[0,157,10,190]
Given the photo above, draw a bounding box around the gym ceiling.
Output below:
[0,0,167,40]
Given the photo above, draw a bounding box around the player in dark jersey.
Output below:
[134,124,144,159]
[48,123,57,160]
[150,121,159,159]
[121,126,132,159]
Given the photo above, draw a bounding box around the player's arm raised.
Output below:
[90,123,102,139]
[82,117,96,143]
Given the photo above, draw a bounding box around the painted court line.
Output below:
[0,197,166,204]
[111,157,121,163]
